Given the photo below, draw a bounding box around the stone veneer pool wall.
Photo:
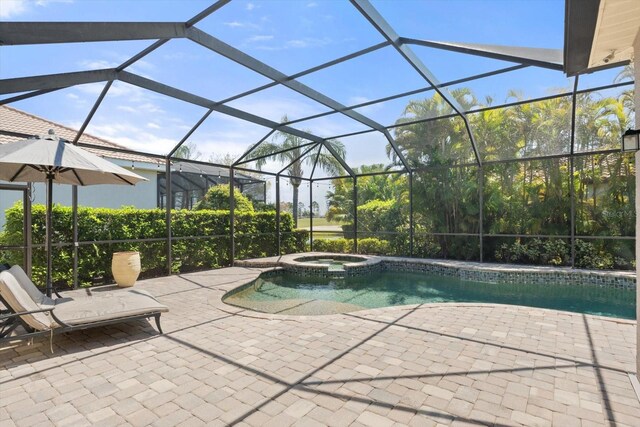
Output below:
[382,258,635,289]
[280,255,381,278]
[234,253,636,289]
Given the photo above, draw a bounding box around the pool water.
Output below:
[224,271,636,319]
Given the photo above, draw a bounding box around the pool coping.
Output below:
[235,252,636,289]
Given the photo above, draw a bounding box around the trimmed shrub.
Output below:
[312,237,394,256]
[494,238,569,266]
[313,238,353,253]
[357,199,401,233]
[341,224,354,239]
[356,238,390,255]
[1,203,307,288]
[574,239,614,269]
[195,184,254,212]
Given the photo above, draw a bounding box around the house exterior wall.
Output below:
[0,160,158,229]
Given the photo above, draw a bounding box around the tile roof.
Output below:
[0,105,161,166]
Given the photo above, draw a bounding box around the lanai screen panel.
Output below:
[472,94,573,162]
[296,45,427,107]
[0,40,154,79]
[575,85,635,153]
[393,116,477,168]
[0,0,636,277]
[289,113,372,140]
[372,0,565,48]
[84,81,209,155]
[226,84,333,123]
[179,110,273,162]
[578,64,634,91]
[132,38,273,103]
[195,0,387,75]
[2,85,107,133]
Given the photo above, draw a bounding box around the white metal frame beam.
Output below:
[186,27,410,171]
[0,22,187,45]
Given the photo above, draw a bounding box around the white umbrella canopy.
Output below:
[0,131,147,296]
[0,131,146,186]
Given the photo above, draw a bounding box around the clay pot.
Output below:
[112,251,141,287]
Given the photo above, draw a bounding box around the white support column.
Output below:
[636,150,639,380]
[635,32,640,380]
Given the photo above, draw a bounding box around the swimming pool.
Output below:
[223,271,636,318]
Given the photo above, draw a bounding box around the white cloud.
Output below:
[347,96,383,114]
[291,115,367,139]
[161,51,201,62]
[252,37,332,51]
[116,106,138,114]
[79,59,118,70]
[247,35,274,43]
[133,59,154,69]
[63,91,89,108]
[287,37,331,49]
[0,0,73,18]
[86,121,178,154]
[35,0,73,5]
[224,21,246,28]
[227,96,328,123]
[223,20,260,30]
[147,122,161,129]
[85,82,150,103]
[117,102,163,115]
[245,2,255,11]
[0,0,28,18]
[77,55,155,79]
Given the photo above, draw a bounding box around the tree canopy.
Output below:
[322,78,635,269]
[195,184,254,212]
[251,115,346,225]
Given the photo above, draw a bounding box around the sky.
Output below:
[0,0,630,207]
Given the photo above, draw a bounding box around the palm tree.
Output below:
[174,142,202,160]
[614,65,635,120]
[251,116,346,226]
[390,88,478,167]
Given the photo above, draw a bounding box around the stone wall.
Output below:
[237,253,636,289]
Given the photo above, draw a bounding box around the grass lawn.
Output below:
[296,217,345,240]
[296,217,344,228]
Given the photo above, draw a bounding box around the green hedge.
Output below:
[313,238,353,253]
[357,199,402,233]
[494,238,569,266]
[491,238,634,269]
[0,204,308,288]
[312,237,392,256]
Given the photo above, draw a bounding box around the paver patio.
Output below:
[1,266,638,426]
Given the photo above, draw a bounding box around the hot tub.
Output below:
[281,254,381,277]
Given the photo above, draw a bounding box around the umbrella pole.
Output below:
[46,175,53,297]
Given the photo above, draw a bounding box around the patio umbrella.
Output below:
[0,130,147,296]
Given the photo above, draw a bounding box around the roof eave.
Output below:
[564,0,601,76]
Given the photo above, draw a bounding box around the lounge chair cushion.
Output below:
[0,265,168,331]
[0,266,54,331]
[10,264,55,306]
[52,289,168,326]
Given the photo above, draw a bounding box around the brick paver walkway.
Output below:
[1,266,638,426]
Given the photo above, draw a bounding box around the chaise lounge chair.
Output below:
[0,265,168,347]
